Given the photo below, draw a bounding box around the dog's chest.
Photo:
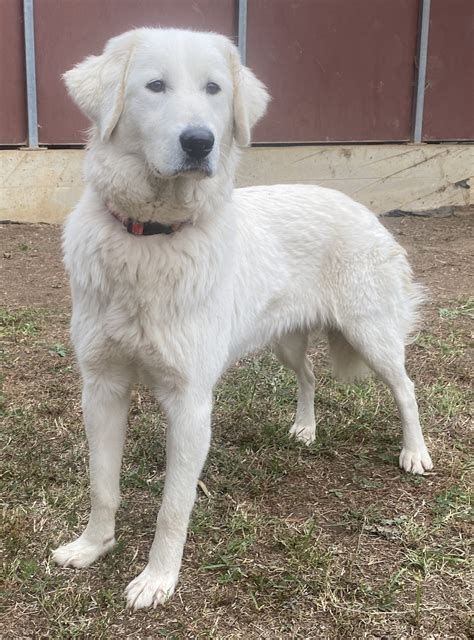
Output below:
[69,227,226,377]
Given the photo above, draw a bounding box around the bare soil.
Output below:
[1,209,473,639]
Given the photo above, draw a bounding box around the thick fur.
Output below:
[52,28,432,609]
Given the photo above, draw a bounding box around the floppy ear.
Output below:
[228,46,270,147]
[63,31,137,142]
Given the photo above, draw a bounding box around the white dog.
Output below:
[52,28,432,609]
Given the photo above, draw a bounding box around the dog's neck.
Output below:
[86,139,239,224]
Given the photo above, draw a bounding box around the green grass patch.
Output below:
[439,297,474,320]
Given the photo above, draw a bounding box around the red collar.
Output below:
[108,207,190,236]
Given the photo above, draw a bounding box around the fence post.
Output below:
[238,0,248,64]
[23,0,39,148]
[413,0,431,143]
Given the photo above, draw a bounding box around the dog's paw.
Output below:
[52,536,115,568]
[125,565,177,609]
[399,447,433,475]
[289,423,316,445]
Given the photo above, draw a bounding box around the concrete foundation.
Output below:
[1,144,472,223]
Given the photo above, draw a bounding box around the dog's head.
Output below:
[64,28,269,179]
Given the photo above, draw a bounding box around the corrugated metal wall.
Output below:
[34,0,236,144]
[248,0,419,142]
[423,0,474,141]
[0,0,27,144]
[1,0,473,146]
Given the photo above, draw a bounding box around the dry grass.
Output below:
[2,299,472,639]
[1,216,473,638]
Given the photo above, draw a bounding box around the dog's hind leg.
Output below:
[274,330,316,444]
[340,323,432,474]
[52,366,132,567]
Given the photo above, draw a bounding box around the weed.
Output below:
[439,297,474,320]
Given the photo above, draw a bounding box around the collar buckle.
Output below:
[127,220,145,235]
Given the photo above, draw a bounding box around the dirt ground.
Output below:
[1,209,473,639]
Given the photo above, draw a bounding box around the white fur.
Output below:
[52,28,432,609]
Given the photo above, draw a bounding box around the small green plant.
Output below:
[0,309,42,338]
[48,344,67,357]
[439,297,474,320]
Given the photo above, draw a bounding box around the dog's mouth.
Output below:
[150,159,213,180]
[177,159,212,178]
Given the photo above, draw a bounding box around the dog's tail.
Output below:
[327,329,371,383]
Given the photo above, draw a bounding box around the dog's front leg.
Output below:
[125,391,212,610]
[52,371,132,568]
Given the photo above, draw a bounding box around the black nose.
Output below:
[180,127,214,159]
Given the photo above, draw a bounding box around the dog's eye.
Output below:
[206,82,221,95]
[146,80,166,93]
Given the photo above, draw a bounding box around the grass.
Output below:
[438,297,474,321]
[1,300,472,639]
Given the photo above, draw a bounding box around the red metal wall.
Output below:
[248,0,420,143]
[423,0,474,141]
[1,0,473,145]
[0,0,27,145]
[34,0,236,144]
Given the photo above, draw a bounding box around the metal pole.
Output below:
[413,0,431,144]
[238,0,248,65]
[23,0,39,148]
